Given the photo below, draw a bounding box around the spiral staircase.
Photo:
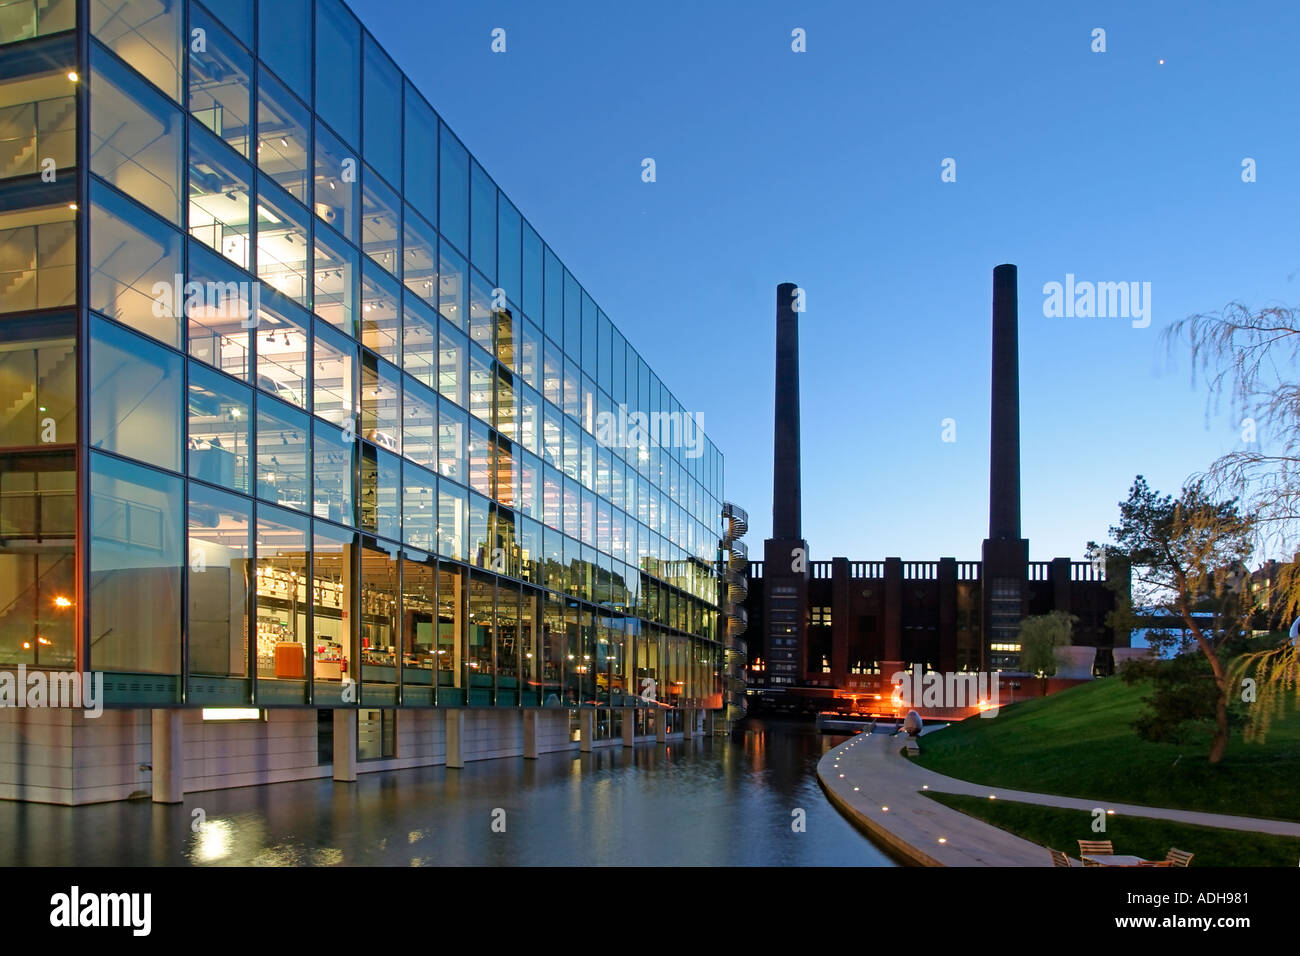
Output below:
[718,502,749,728]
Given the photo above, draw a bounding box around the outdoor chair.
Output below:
[1165,848,1194,867]
[1078,839,1114,857]
[1048,848,1073,867]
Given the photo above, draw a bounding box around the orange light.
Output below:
[22,642,31,650]
[54,596,72,608]
[67,71,79,82]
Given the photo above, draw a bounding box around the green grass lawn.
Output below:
[911,677,1300,822]
[923,792,1300,867]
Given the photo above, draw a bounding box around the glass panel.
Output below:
[518,385,539,457]
[542,245,561,346]
[314,0,360,147]
[437,399,466,486]
[0,330,75,448]
[522,222,542,323]
[313,318,356,427]
[402,207,436,307]
[188,482,252,677]
[438,124,468,253]
[89,452,183,674]
[359,442,399,541]
[198,0,252,48]
[467,572,493,692]
[0,68,76,180]
[255,395,309,511]
[437,479,465,561]
[313,223,357,335]
[188,360,251,493]
[258,0,310,93]
[469,159,495,280]
[402,554,436,686]
[402,375,437,467]
[314,120,358,243]
[468,419,490,497]
[188,6,252,156]
[255,176,311,305]
[438,321,466,409]
[436,561,463,694]
[91,0,183,102]
[359,537,399,683]
[402,461,436,550]
[0,0,73,44]
[400,294,436,387]
[186,242,253,381]
[91,183,180,339]
[437,239,466,329]
[254,503,309,682]
[311,518,352,690]
[495,363,517,443]
[468,347,491,426]
[402,83,436,225]
[253,292,309,408]
[188,121,253,268]
[312,418,353,525]
[92,45,185,223]
[361,169,400,277]
[496,577,519,702]
[90,316,182,471]
[496,195,521,311]
[362,354,401,453]
[256,68,310,203]
[362,35,401,188]
[360,259,400,364]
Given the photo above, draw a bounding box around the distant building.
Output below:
[745,267,1131,716]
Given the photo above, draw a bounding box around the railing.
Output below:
[903,561,937,580]
[957,561,981,581]
[1072,561,1105,582]
[811,561,833,579]
[851,561,884,578]
[1029,562,1051,581]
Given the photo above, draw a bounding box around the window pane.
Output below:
[310,518,353,688]
[360,538,400,682]
[438,400,466,485]
[188,6,252,156]
[0,68,76,180]
[188,360,251,492]
[198,0,253,48]
[189,121,252,268]
[0,329,75,448]
[437,239,466,330]
[360,443,399,541]
[361,169,400,277]
[254,503,310,683]
[402,375,437,467]
[313,418,353,524]
[362,36,401,188]
[469,159,495,280]
[522,223,542,323]
[402,84,437,224]
[90,452,183,674]
[256,395,309,510]
[497,196,521,310]
[402,461,436,550]
[314,121,358,243]
[256,68,310,203]
[90,316,182,471]
[438,124,468,254]
[256,176,311,306]
[186,242,253,381]
[314,0,359,146]
[361,354,401,453]
[360,259,400,364]
[402,207,436,307]
[438,321,467,409]
[438,481,465,561]
[254,291,309,408]
[91,0,183,102]
[313,227,357,335]
[313,319,356,426]
[188,481,252,677]
[401,294,436,387]
[259,0,310,93]
[90,45,184,223]
[1,206,74,316]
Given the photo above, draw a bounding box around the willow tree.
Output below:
[1164,304,1300,738]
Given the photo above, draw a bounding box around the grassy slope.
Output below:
[924,792,1300,867]
[911,677,1300,822]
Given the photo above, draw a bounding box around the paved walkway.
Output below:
[818,728,1300,867]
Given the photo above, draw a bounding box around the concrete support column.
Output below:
[682,709,695,739]
[579,708,595,752]
[523,709,539,759]
[655,709,667,743]
[446,710,465,768]
[151,709,183,804]
[332,709,357,782]
[622,709,636,748]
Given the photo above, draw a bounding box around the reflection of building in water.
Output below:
[745,269,1130,718]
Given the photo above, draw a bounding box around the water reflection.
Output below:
[0,720,894,866]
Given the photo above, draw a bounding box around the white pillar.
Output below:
[579,709,595,752]
[523,710,539,759]
[622,708,636,748]
[446,710,465,768]
[151,709,184,803]
[333,709,357,782]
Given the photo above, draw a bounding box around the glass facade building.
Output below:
[0,0,727,733]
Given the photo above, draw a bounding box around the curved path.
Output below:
[818,729,1300,867]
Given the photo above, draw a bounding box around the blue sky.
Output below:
[355,0,1300,561]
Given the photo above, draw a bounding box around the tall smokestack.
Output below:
[989,263,1021,541]
[773,282,802,541]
